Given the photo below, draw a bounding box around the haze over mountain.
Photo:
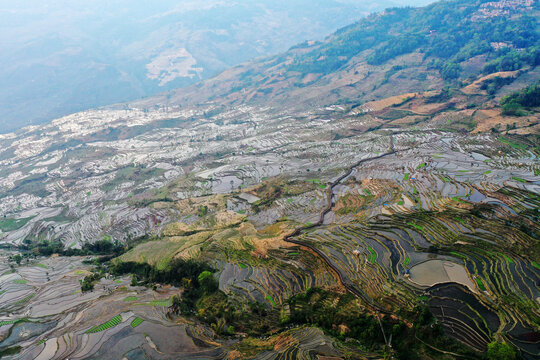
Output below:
[0,0,434,132]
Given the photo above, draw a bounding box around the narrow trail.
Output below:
[283,134,398,315]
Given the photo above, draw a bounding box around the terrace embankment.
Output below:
[283,135,399,313]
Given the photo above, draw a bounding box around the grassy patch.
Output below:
[87,315,123,334]
[16,294,35,304]
[368,247,378,263]
[239,263,247,269]
[475,277,486,291]
[404,173,410,181]
[511,176,527,183]
[417,163,426,169]
[483,170,492,175]
[531,261,540,270]
[407,222,424,231]
[148,298,171,307]
[266,295,277,307]
[403,257,410,266]
[452,196,465,203]
[131,317,144,328]
[124,296,139,302]
[450,251,467,259]
[498,137,527,150]
[13,279,27,284]
[36,263,48,269]
[0,216,34,232]
[0,319,19,326]
[500,253,514,264]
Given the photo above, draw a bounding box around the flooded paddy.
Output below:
[0,254,227,360]
[408,260,476,293]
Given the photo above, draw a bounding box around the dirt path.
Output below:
[282,134,398,314]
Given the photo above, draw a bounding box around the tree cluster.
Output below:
[500,82,540,116]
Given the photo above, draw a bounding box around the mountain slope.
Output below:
[0,0,432,132]
[143,0,539,119]
[0,1,539,359]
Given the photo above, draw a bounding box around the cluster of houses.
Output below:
[472,0,534,21]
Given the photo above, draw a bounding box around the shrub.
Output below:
[487,341,517,360]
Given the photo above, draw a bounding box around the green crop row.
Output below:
[0,319,18,326]
[148,299,171,307]
[266,295,277,307]
[130,317,143,328]
[368,247,378,263]
[407,222,424,231]
[87,315,122,334]
[402,257,410,266]
[475,278,486,291]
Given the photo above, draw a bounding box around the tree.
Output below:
[13,254,22,265]
[211,318,226,335]
[487,341,517,360]
[169,294,181,315]
[80,273,101,292]
[197,205,208,217]
[440,62,461,80]
[198,271,219,294]
[501,103,525,117]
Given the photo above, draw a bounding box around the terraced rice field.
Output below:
[86,315,123,333]
[147,298,172,307]
[130,317,143,328]
[285,135,539,355]
[0,110,538,359]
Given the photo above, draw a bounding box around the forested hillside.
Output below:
[155,0,539,118]
[290,0,539,79]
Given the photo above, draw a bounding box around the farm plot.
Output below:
[408,260,476,293]
[86,314,123,333]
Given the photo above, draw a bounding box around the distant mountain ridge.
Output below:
[141,0,539,114]
[0,0,432,132]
